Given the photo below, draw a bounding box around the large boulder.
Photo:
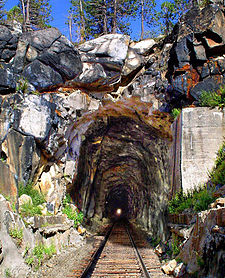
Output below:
[68,34,130,92]
[1,128,40,189]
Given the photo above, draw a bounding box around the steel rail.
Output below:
[80,221,151,278]
[80,223,114,278]
[126,224,151,278]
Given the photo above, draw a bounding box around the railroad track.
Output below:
[70,221,167,278]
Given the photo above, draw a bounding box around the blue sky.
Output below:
[5,0,164,40]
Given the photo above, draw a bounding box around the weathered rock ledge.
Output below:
[0,195,85,278]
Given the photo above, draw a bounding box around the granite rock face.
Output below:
[0,26,82,92]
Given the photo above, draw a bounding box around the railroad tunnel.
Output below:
[69,97,173,239]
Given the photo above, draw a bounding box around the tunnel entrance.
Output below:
[69,97,173,239]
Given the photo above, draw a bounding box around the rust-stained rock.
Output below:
[0,160,17,199]
[77,225,86,235]
[169,4,225,101]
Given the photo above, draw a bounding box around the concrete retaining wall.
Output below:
[181,107,225,192]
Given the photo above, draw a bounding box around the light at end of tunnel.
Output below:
[116,208,122,216]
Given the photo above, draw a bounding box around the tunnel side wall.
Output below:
[171,107,225,193]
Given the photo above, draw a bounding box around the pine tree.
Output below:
[19,0,52,31]
[68,0,139,42]
[154,0,191,36]
[108,0,138,35]
[85,0,108,38]
[138,0,156,40]
[68,0,86,41]
[0,0,6,23]
[7,5,23,23]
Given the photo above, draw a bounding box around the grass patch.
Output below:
[148,236,161,247]
[169,140,225,214]
[5,268,12,278]
[199,86,225,108]
[18,181,45,206]
[9,225,23,247]
[20,202,42,217]
[62,194,84,228]
[196,252,205,268]
[171,234,180,256]
[16,76,29,94]
[25,243,56,270]
[18,181,46,217]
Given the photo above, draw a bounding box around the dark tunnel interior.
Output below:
[105,185,134,220]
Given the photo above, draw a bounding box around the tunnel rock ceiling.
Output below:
[66,97,173,238]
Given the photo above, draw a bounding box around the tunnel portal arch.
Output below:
[69,97,173,239]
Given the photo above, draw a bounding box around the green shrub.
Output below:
[199,86,225,108]
[214,141,225,168]
[25,243,56,269]
[171,108,181,119]
[62,204,84,228]
[25,256,34,266]
[18,182,45,217]
[9,225,23,247]
[20,202,42,217]
[18,181,45,206]
[172,234,180,256]
[192,188,215,212]
[5,268,12,278]
[210,160,225,186]
[62,194,83,228]
[168,186,216,214]
[150,236,161,248]
[210,141,225,186]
